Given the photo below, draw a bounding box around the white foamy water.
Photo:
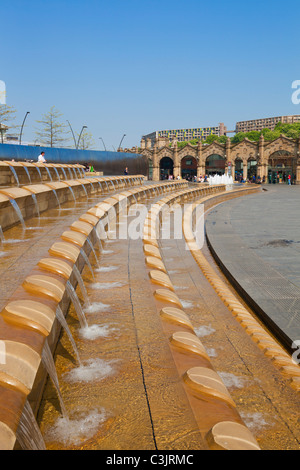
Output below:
[45,408,107,446]
[195,325,216,338]
[79,324,115,340]
[3,239,28,244]
[84,302,110,314]
[180,299,194,309]
[240,412,271,434]
[218,372,248,389]
[95,266,118,273]
[207,348,218,357]
[89,282,124,290]
[65,358,117,383]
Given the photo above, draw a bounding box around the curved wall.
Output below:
[0,144,149,177]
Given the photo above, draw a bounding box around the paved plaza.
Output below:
[206,184,300,351]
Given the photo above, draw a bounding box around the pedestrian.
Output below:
[124,167,128,175]
[288,174,291,185]
[38,151,46,163]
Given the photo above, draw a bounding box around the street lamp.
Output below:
[66,120,77,148]
[19,111,30,145]
[99,137,106,151]
[118,133,126,151]
[76,126,87,150]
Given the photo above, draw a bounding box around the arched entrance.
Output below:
[247,158,257,182]
[181,156,197,180]
[160,157,174,180]
[268,150,296,184]
[235,158,244,182]
[205,154,225,175]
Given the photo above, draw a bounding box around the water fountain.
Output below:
[208,173,234,187]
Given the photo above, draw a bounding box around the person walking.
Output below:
[288,174,291,185]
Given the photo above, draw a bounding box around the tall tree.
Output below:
[76,130,95,150]
[35,106,69,147]
[0,104,17,144]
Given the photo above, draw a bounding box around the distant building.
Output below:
[0,124,8,143]
[142,122,227,148]
[236,115,300,133]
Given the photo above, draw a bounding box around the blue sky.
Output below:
[1,0,300,149]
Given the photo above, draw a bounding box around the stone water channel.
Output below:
[1,172,300,450]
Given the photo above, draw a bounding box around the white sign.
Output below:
[0,80,6,105]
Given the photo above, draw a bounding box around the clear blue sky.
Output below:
[1,0,300,150]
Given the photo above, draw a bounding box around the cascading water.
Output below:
[9,166,20,186]
[16,400,46,450]
[72,265,91,307]
[61,167,68,180]
[80,248,95,281]
[80,184,88,199]
[31,194,40,219]
[45,167,53,182]
[86,237,100,269]
[52,189,61,210]
[35,166,42,181]
[41,341,68,418]
[9,199,26,230]
[66,281,89,328]
[23,166,32,184]
[56,306,82,365]
[65,185,76,203]
[53,167,61,181]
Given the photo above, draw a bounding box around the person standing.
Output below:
[38,151,46,163]
[124,167,128,175]
[288,174,291,185]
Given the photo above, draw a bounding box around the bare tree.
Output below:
[76,130,95,150]
[35,106,69,147]
[0,104,17,144]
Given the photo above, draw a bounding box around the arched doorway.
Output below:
[181,156,197,180]
[205,154,225,175]
[160,157,174,180]
[247,158,257,182]
[235,158,244,182]
[268,150,295,184]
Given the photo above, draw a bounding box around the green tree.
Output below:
[35,106,69,147]
[203,134,219,145]
[231,132,246,144]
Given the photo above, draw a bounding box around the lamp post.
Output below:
[99,137,106,151]
[19,111,30,145]
[76,126,87,150]
[118,133,126,151]
[66,120,77,148]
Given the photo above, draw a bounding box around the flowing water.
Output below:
[66,281,89,328]
[56,306,82,365]
[41,341,68,418]
[9,199,26,230]
[16,400,46,450]
[72,265,91,307]
[23,166,32,184]
[9,166,20,186]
